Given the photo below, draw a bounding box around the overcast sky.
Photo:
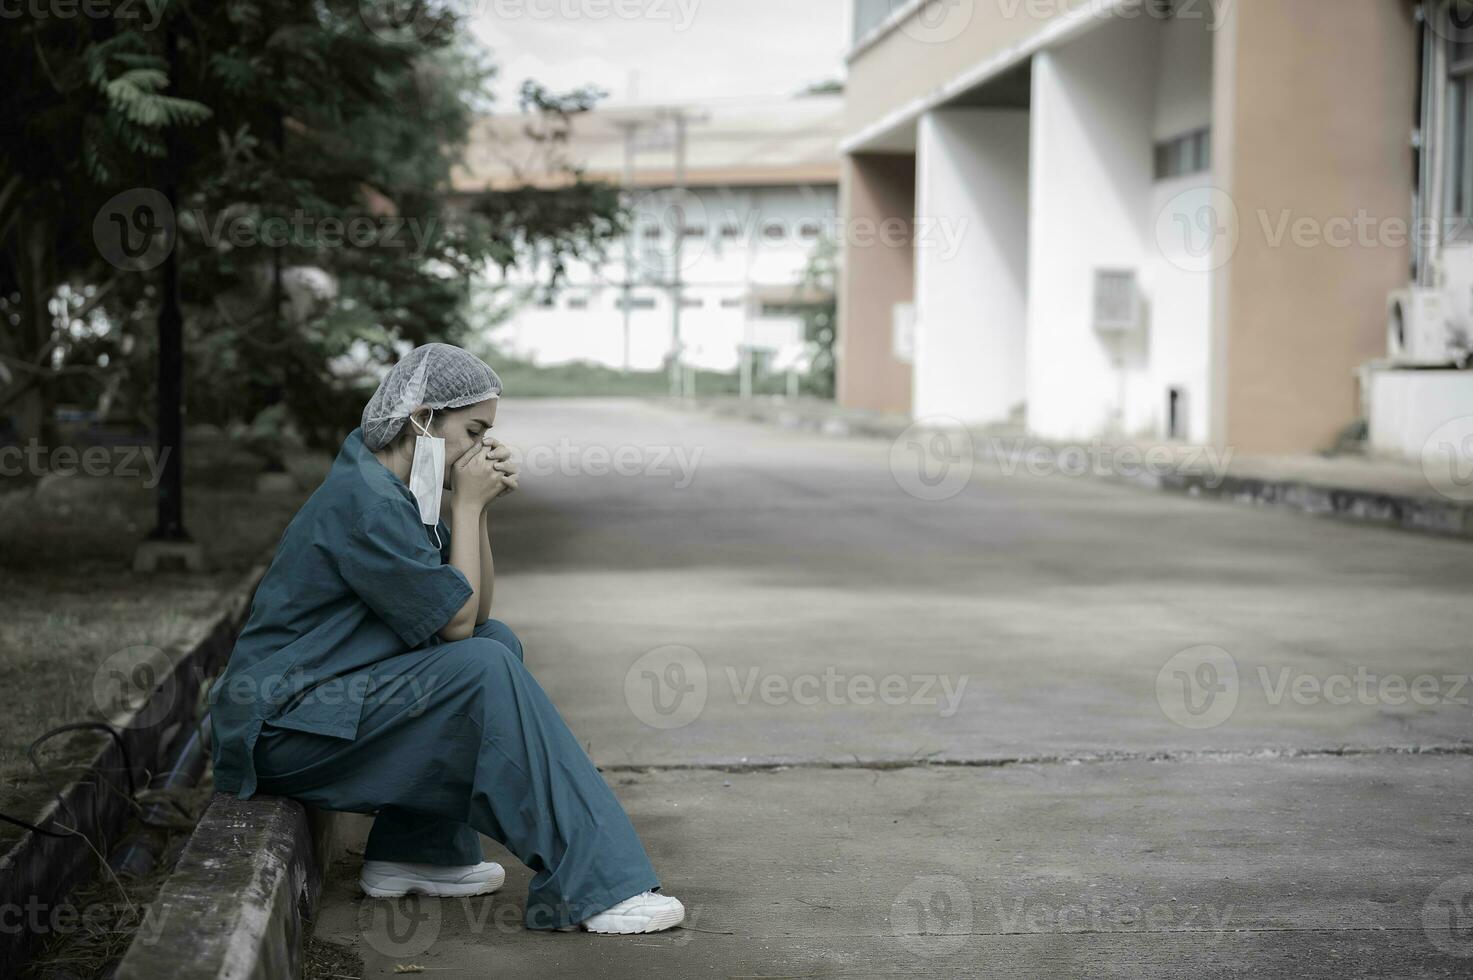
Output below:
[467,0,849,109]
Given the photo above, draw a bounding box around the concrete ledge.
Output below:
[0,565,267,978]
[114,795,338,980]
[1157,471,1473,539]
[684,397,1473,541]
[691,395,912,441]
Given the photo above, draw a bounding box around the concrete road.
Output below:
[311,398,1473,978]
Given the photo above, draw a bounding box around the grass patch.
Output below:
[488,354,743,398]
[0,432,327,812]
[18,774,217,978]
[304,934,367,980]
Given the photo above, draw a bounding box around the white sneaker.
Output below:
[359,859,506,898]
[577,891,685,934]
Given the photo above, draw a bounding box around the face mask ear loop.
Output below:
[427,408,439,552]
[411,408,443,551]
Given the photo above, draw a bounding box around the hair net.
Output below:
[361,343,502,451]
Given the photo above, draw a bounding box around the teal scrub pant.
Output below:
[252,620,661,930]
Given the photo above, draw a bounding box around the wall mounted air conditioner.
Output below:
[1093,268,1141,337]
[892,301,915,365]
[1386,287,1467,367]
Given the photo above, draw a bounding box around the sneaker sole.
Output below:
[581,903,686,935]
[360,871,505,899]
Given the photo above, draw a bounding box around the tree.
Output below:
[0,14,212,445]
[1,1,625,454]
[799,234,839,399]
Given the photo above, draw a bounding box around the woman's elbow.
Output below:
[438,611,476,642]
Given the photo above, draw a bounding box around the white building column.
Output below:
[1027,16,1160,442]
[912,108,1030,425]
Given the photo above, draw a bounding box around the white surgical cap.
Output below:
[361,343,502,451]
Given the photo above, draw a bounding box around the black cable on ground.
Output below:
[0,721,135,839]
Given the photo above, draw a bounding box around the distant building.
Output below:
[837,0,1457,457]
[454,95,843,380]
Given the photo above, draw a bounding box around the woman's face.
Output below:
[421,400,499,487]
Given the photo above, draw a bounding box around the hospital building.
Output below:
[837,0,1473,460]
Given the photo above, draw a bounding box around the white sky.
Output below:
[466,0,850,109]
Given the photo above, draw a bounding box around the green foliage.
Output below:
[485,348,742,399]
[1,1,625,450]
[799,235,839,399]
[759,235,838,400]
[74,34,213,181]
[103,69,214,129]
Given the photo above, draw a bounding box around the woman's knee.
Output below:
[472,619,524,661]
[431,637,522,686]
[456,638,524,682]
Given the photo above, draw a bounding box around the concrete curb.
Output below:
[687,396,1473,540]
[1151,470,1473,539]
[693,395,912,441]
[0,564,267,978]
[113,796,339,980]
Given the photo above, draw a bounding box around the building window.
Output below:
[616,295,657,311]
[762,223,786,241]
[1447,37,1473,223]
[799,222,822,240]
[681,297,703,309]
[721,224,741,240]
[683,226,706,239]
[720,297,744,309]
[1153,128,1211,180]
[567,295,588,310]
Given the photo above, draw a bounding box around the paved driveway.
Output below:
[312,398,1473,978]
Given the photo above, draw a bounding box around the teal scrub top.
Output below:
[209,427,473,799]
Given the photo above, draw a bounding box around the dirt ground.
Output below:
[0,434,327,807]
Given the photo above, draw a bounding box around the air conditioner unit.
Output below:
[1093,268,1140,337]
[1387,287,1460,366]
[891,301,915,365]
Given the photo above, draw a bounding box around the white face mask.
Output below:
[407,410,445,530]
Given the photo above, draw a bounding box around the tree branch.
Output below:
[67,277,121,322]
[0,354,105,379]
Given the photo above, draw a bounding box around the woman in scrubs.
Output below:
[208,343,684,935]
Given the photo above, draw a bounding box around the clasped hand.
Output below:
[449,435,519,507]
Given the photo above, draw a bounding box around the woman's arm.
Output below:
[437,447,505,642]
[438,494,486,642]
[473,434,518,625]
[476,506,494,624]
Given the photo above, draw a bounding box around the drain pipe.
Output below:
[107,715,213,879]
